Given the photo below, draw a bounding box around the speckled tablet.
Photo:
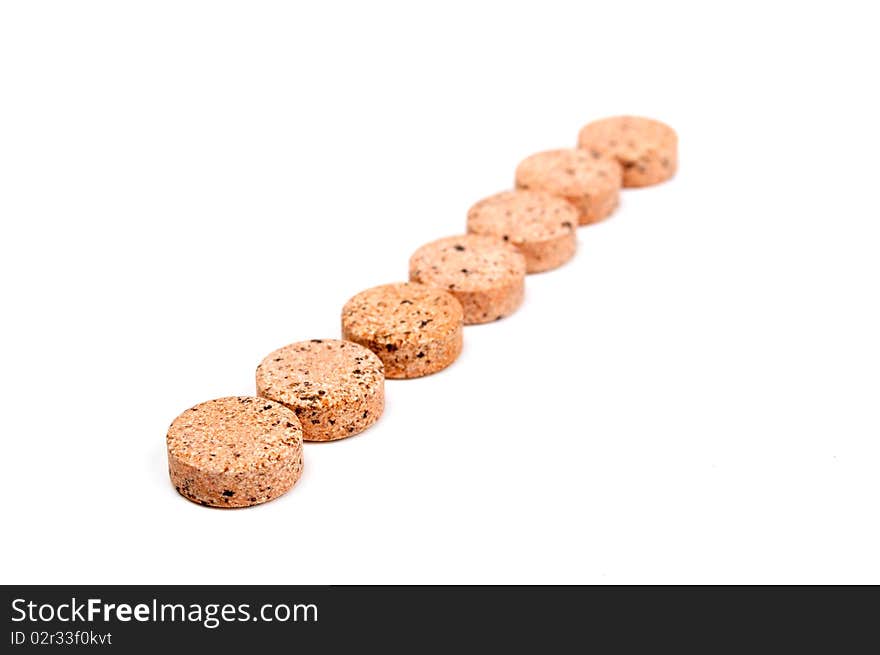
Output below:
[577,116,677,187]
[166,396,304,508]
[408,234,526,324]
[466,190,577,273]
[341,282,463,378]
[514,148,622,225]
[256,339,384,441]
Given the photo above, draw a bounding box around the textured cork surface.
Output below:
[256,339,384,441]
[514,148,622,225]
[466,189,578,273]
[577,115,677,187]
[166,396,304,508]
[342,282,463,378]
[409,234,527,324]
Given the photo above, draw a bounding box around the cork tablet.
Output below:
[341,282,463,379]
[577,115,677,187]
[515,148,622,225]
[256,339,384,441]
[409,234,526,324]
[466,189,578,273]
[166,396,304,508]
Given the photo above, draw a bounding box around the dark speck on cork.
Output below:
[419,319,432,328]
[453,244,465,251]
[385,344,398,352]
[285,422,296,428]
[496,315,503,321]
[460,268,469,274]
[502,234,509,241]
[400,299,413,305]
[362,410,368,419]
[310,339,323,343]
[562,221,573,229]
[416,352,425,358]
[222,490,235,497]
[262,404,272,411]
[353,369,362,375]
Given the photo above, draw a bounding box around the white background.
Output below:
[1,1,878,584]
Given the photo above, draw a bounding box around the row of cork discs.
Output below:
[166,116,678,507]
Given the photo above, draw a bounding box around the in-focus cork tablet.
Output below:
[466,189,578,274]
[409,234,526,324]
[166,396,304,508]
[341,282,463,379]
[256,339,384,442]
[514,148,622,225]
[577,115,677,187]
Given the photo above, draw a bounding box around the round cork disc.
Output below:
[514,148,622,225]
[166,396,304,508]
[256,339,384,442]
[577,116,677,187]
[341,282,463,379]
[408,234,527,324]
[466,189,578,274]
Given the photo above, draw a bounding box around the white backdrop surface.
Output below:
[1,1,878,584]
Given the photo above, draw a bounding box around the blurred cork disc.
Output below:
[466,189,578,273]
[166,396,304,508]
[577,115,677,187]
[256,339,384,441]
[409,234,526,324]
[514,148,622,225]
[341,282,463,379]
